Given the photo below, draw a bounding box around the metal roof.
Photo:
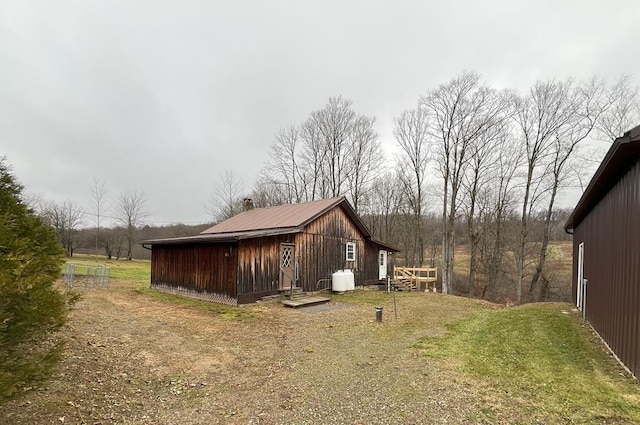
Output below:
[141,196,399,251]
[565,124,640,232]
[200,197,351,235]
[140,227,302,246]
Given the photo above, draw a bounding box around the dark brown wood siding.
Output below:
[149,203,397,304]
[364,241,395,283]
[296,205,381,290]
[572,160,640,377]
[236,235,294,296]
[151,243,238,298]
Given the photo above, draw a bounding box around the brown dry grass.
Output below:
[1,279,499,424]
[449,241,573,302]
[1,269,637,424]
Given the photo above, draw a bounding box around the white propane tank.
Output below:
[344,269,355,291]
[332,270,348,292]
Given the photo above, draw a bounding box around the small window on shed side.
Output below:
[346,242,356,262]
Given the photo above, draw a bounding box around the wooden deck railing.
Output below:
[393,266,438,291]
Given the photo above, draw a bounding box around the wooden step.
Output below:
[281,296,331,308]
[281,287,307,299]
[391,279,417,292]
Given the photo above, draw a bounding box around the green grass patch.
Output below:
[414,303,640,423]
[66,255,255,321]
[63,254,150,287]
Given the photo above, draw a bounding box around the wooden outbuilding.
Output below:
[565,124,640,378]
[141,196,398,305]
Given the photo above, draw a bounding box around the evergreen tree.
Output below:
[0,157,77,401]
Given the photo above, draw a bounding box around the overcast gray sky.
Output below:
[2,0,639,226]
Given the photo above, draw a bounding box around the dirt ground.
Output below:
[1,280,495,424]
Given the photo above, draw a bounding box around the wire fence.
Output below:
[64,263,110,289]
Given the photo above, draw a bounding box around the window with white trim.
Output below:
[346,242,356,262]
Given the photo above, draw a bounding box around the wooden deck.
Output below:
[393,266,438,291]
[281,295,331,308]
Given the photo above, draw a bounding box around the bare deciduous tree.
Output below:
[309,96,356,198]
[299,118,325,201]
[250,176,289,209]
[462,119,514,295]
[263,126,306,203]
[244,73,637,304]
[206,170,245,222]
[393,107,430,266]
[345,115,380,213]
[596,75,640,142]
[361,171,404,248]
[423,71,511,294]
[514,79,574,303]
[514,77,606,303]
[90,177,108,254]
[257,96,379,210]
[528,78,606,301]
[116,190,148,260]
[100,227,124,260]
[476,133,522,300]
[41,200,85,257]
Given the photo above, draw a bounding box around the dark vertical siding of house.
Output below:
[151,243,238,300]
[296,205,379,291]
[236,235,294,300]
[573,160,640,377]
[364,242,394,283]
[149,202,395,304]
[364,243,379,283]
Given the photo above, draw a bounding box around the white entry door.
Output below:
[577,242,584,310]
[378,250,387,280]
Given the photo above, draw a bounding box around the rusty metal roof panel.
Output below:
[200,197,346,234]
[140,227,303,246]
[141,196,389,247]
[140,234,236,245]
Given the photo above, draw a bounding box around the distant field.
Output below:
[63,254,151,286]
[66,242,573,301]
[451,241,573,301]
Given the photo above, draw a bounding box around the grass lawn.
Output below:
[36,255,640,423]
[415,302,640,423]
[63,254,151,286]
[63,254,252,320]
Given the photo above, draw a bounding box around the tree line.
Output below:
[23,71,640,304]
[33,179,150,261]
[210,72,640,303]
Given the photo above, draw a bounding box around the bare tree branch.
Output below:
[89,177,108,253]
[206,170,245,222]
